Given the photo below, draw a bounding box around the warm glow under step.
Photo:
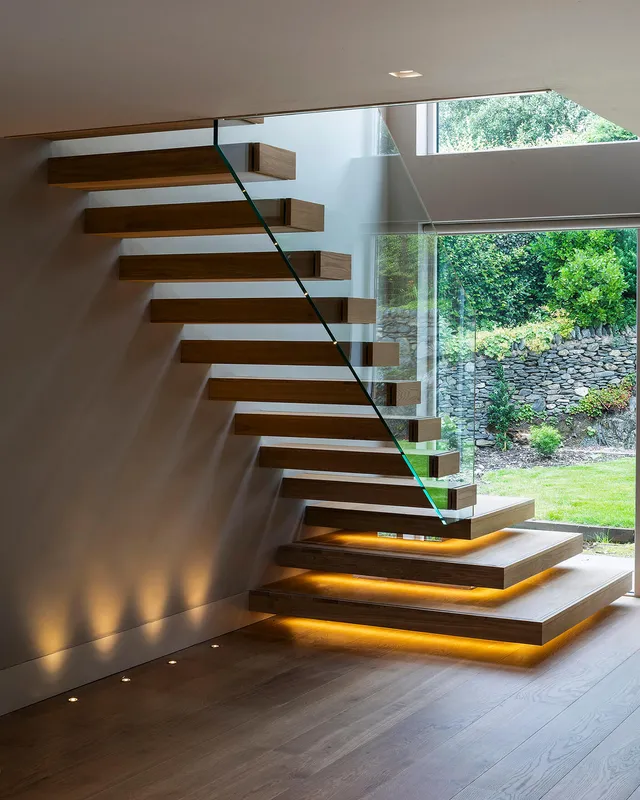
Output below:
[250,555,632,645]
[277,528,584,589]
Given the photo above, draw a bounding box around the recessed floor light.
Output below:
[68,697,79,703]
[389,70,423,79]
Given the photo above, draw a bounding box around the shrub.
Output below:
[486,365,518,450]
[530,425,563,457]
[550,249,627,327]
[570,374,636,418]
[515,403,546,424]
[474,310,574,361]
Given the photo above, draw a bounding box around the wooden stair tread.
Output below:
[84,198,324,237]
[209,378,420,406]
[149,297,376,324]
[180,340,400,367]
[278,529,584,589]
[281,472,475,511]
[15,117,263,140]
[259,443,459,478]
[250,555,632,645]
[49,143,295,190]
[119,251,351,282]
[234,412,440,443]
[304,495,535,539]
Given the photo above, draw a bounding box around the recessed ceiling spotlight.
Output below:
[389,70,423,79]
[168,660,177,665]
[68,696,79,703]
[210,644,220,649]
[121,676,131,683]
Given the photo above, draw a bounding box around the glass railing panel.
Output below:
[215,109,476,523]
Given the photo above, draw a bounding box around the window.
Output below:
[420,92,637,155]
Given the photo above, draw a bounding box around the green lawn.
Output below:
[480,458,636,528]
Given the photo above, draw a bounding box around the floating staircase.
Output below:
[52,123,632,649]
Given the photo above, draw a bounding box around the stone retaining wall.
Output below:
[378,309,637,442]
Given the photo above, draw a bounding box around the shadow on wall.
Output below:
[0,137,298,673]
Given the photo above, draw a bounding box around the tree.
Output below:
[551,249,628,327]
[438,233,548,329]
[438,92,636,153]
[487,365,518,451]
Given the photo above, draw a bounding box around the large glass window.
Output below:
[437,228,637,561]
[430,92,637,154]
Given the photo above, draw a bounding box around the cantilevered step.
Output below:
[149,297,375,324]
[249,555,632,645]
[259,443,460,478]
[49,143,295,190]
[281,473,477,511]
[119,251,351,282]
[208,378,421,406]
[84,198,324,237]
[277,528,584,589]
[22,117,263,141]
[180,340,400,367]
[304,495,535,539]
[234,412,441,442]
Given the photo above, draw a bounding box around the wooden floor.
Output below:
[3,596,640,799]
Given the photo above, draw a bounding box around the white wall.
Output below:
[387,104,640,225]
[0,109,388,713]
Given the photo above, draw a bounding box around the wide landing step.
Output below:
[277,528,583,589]
[250,555,632,645]
[304,495,535,539]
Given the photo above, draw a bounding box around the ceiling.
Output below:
[1,0,638,137]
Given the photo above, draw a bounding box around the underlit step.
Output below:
[259,443,460,478]
[23,116,263,141]
[149,297,375,324]
[277,528,584,589]
[84,198,324,237]
[304,495,535,539]
[49,143,295,190]
[208,378,420,406]
[249,555,632,645]
[234,412,441,442]
[119,251,351,282]
[180,340,400,367]
[281,473,477,511]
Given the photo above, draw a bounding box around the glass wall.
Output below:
[441,227,637,558]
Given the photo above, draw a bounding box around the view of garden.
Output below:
[439,226,637,547]
[378,93,637,554]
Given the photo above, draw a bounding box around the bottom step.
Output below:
[249,555,631,645]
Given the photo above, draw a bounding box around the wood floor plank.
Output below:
[451,643,640,800]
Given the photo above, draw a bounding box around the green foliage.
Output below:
[438,92,636,153]
[486,365,518,450]
[548,249,628,327]
[474,310,574,361]
[438,233,548,330]
[570,374,636,418]
[515,403,544,424]
[376,234,423,309]
[529,425,563,457]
